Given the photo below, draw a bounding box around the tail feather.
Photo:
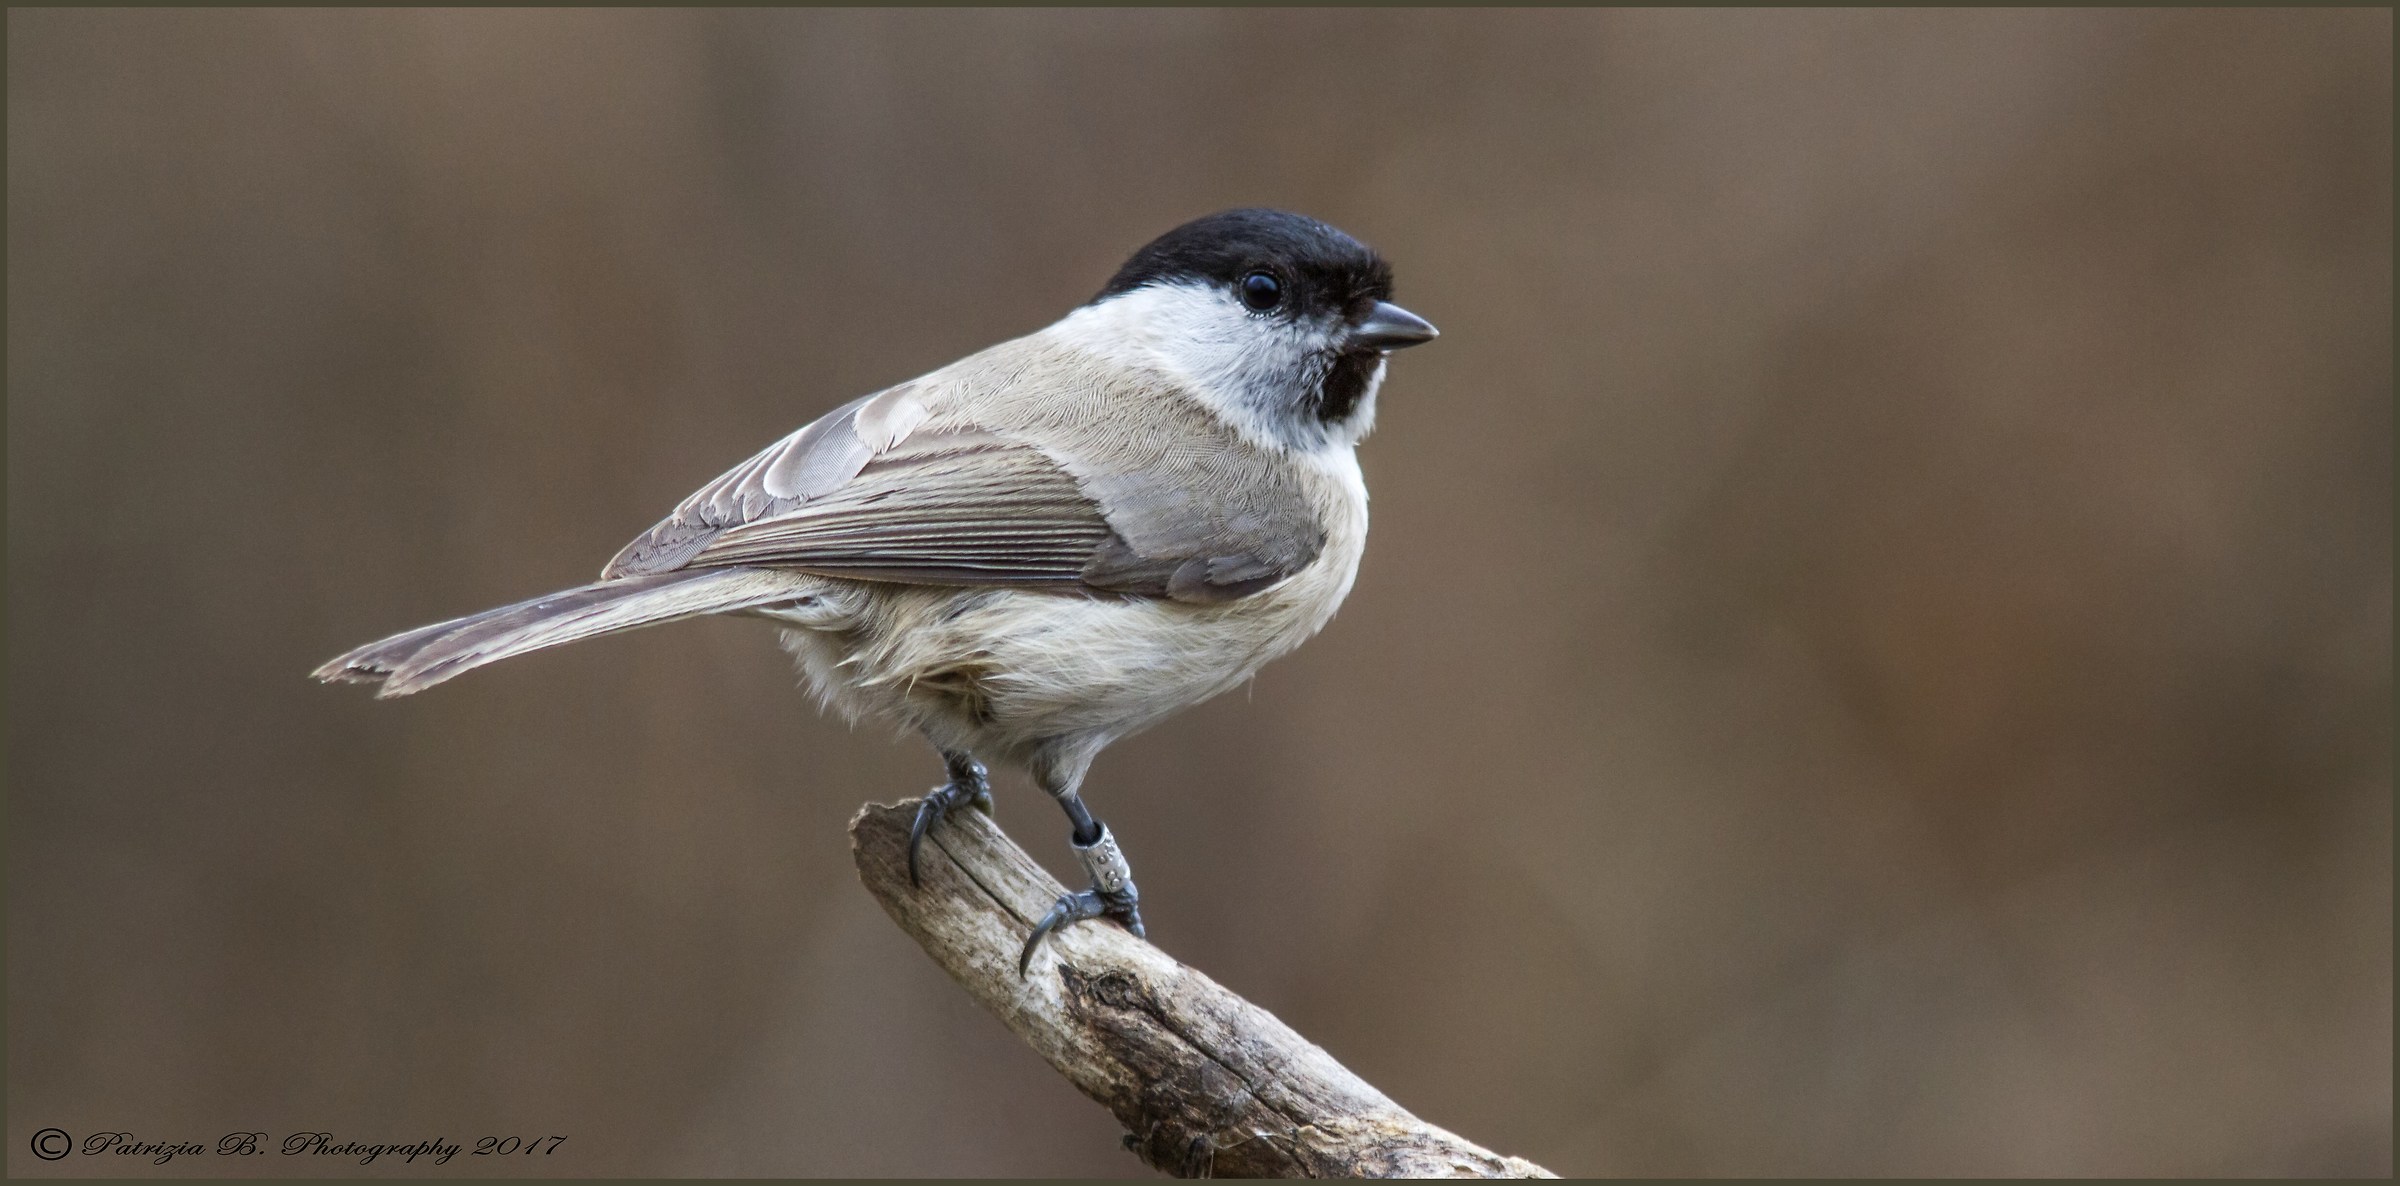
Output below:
[314,568,798,698]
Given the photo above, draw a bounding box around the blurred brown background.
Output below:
[7,8,2391,1177]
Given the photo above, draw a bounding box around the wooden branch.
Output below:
[850,799,1558,1179]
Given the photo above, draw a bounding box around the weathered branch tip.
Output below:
[849,797,1558,1179]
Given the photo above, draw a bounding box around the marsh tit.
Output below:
[317,208,1438,971]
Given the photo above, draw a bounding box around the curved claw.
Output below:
[1018,896,1085,975]
[912,756,993,888]
[909,780,989,888]
[1016,888,1143,975]
[907,795,943,888]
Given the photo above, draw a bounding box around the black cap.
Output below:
[1092,208,1395,323]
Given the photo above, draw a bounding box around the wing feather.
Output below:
[681,431,1109,584]
[600,338,1328,601]
[601,388,886,578]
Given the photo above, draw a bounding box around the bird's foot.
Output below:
[908,761,993,887]
[1019,824,1144,974]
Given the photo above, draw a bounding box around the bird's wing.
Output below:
[674,425,1115,587]
[601,381,922,578]
[603,341,1325,602]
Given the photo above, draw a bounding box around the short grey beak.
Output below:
[1350,301,1439,351]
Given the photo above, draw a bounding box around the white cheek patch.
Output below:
[1047,283,1349,452]
[1050,283,1255,378]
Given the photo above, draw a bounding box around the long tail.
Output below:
[313,568,800,698]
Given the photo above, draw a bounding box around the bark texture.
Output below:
[850,799,1558,1179]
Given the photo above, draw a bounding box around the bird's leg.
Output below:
[908,749,993,887]
[1019,786,1144,974]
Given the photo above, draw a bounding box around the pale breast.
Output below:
[773,443,1368,760]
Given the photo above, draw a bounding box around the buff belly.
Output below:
[757,539,1361,778]
[753,439,1369,789]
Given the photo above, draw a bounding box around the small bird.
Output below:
[316,208,1437,971]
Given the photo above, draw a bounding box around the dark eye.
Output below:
[1238,271,1282,312]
